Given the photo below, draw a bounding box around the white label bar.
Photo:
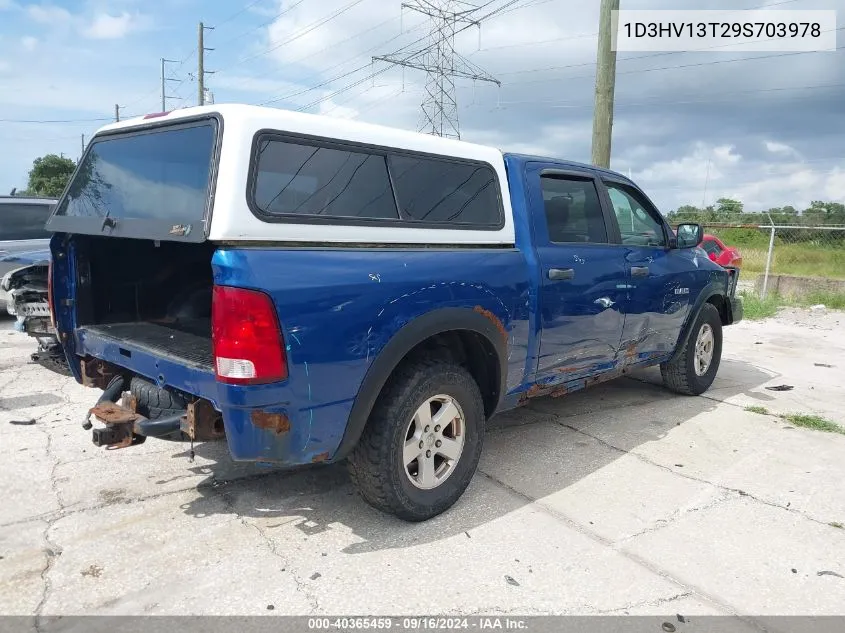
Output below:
[613,10,837,52]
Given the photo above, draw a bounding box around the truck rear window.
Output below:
[56,121,216,224]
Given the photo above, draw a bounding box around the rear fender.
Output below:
[332,307,507,461]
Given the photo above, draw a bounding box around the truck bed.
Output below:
[82,320,213,371]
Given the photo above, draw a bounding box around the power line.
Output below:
[481,81,845,110]
[493,26,845,78]
[215,0,370,76]
[501,46,845,87]
[290,65,396,112]
[213,0,308,49]
[253,17,438,106]
[214,0,267,28]
[220,13,417,93]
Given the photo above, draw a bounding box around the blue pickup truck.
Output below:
[47,105,741,521]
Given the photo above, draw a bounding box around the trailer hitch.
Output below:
[88,397,186,449]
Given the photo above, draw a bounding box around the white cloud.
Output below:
[82,12,137,40]
[21,36,37,51]
[0,0,18,10]
[27,4,71,23]
[765,141,791,154]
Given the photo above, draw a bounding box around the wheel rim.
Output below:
[693,323,715,376]
[402,395,465,490]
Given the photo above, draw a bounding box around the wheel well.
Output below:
[706,294,729,325]
[404,330,501,419]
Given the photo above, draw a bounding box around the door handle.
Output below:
[548,268,575,281]
[631,266,649,277]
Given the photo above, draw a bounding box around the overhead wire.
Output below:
[215,0,370,76]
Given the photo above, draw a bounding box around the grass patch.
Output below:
[745,405,770,415]
[798,290,845,310]
[731,245,845,280]
[781,413,845,435]
[739,291,782,320]
[738,289,845,319]
[830,522,844,529]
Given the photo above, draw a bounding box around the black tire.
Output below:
[661,303,723,396]
[129,376,189,421]
[348,358,485,522]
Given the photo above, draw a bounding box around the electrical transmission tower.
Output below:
[374,0,500,140]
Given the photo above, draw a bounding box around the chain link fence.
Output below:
[669,212,845,302]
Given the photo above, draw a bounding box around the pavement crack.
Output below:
[615,491,735,545]
[33,396,71,627]
[554,419,837,530]
[216,487,320,614]
[476,468,743,621]
[593,590,694,614]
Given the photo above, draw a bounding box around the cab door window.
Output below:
[605,182,666,247]
[540,175,608,244]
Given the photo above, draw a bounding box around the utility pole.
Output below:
[160,58,178,112]
[590,0,620,169]
[198,22,215,106]
[114,103,121,122]
[80,134,85,157]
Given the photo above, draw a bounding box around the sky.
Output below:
[0,0,843,214]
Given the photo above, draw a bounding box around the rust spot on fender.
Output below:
[311,451,330,463]
[250,411,290,435]
[473,305,508,345]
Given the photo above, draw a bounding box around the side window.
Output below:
[252,138,399,220]
[605,182,666,247]
[539,175,608,244]
[389,155,501,227]
[0,203,54,240]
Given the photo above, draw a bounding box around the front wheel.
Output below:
[661,302,723,396]
[348,358,485,522]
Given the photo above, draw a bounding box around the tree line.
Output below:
[667,198,845,247]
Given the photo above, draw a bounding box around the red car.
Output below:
[700,234,742,268]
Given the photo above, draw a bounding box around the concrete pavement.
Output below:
[1,309,844,618]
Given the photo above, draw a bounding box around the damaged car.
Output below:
[0,195,67,374]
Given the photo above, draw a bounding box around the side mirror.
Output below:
[676,223,703,249]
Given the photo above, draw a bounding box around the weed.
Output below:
[739,291,781,320]
[830,522,844,529]
[780,413,845,435]
[745,405,770,415]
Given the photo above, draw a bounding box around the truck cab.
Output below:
[48,104,741,521]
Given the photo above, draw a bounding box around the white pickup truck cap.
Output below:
[94,104,516,246]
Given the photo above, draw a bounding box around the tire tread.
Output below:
[347,355,483,521]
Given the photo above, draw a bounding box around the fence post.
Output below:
[761,225,776,299]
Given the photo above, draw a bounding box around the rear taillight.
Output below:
[47,260,56,329]
[211,285,288,385]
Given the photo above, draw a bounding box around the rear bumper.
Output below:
[74,326,349,466]
[730,295,743,324]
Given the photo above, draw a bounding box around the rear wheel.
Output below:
[348,358,485,522]
[661,303,722,396]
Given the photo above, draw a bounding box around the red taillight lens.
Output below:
[211,285,288,385]
[47,260,56,329]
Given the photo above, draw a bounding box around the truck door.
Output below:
[529,167,627,379]
[601,179,702,360]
